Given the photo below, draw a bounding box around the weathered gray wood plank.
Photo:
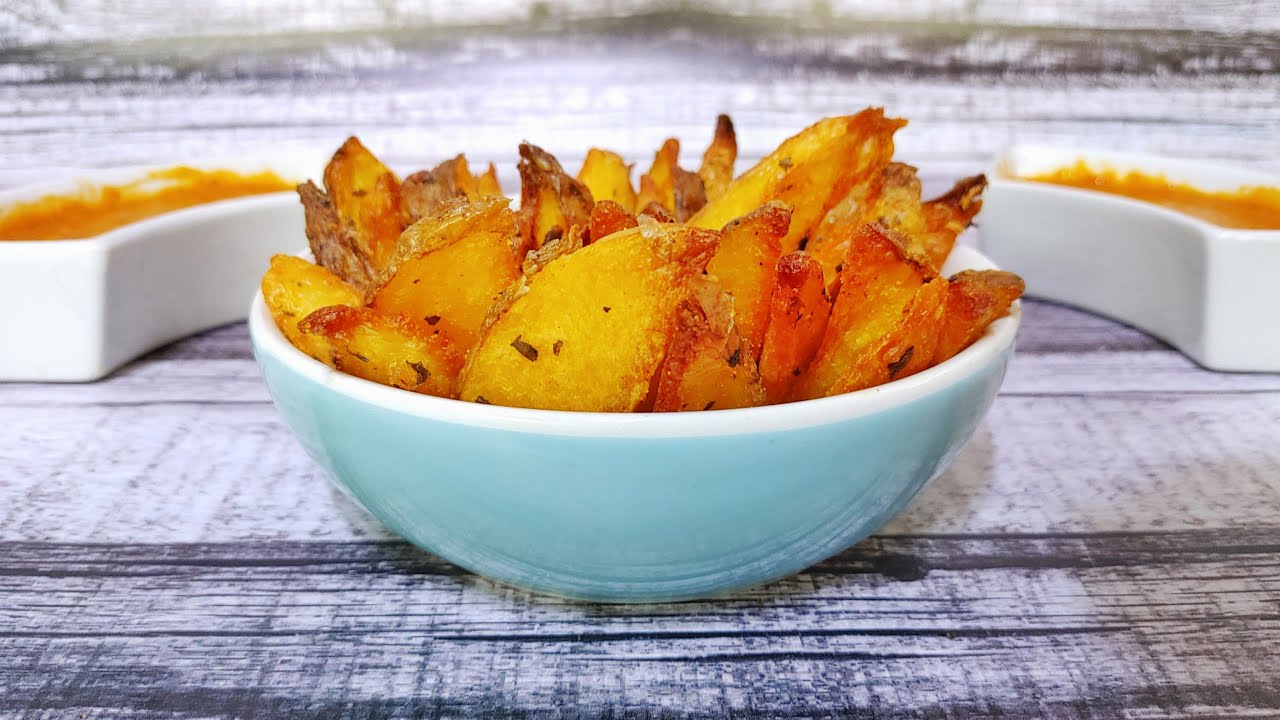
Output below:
[2,533,1277,718]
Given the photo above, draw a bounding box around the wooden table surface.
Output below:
[3,4,1279,717]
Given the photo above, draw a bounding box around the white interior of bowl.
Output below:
[250,244,1020,438]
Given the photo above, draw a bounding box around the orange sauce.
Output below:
[0,166,295,240]
[1021,161,1280,230]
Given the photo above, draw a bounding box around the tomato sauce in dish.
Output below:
[1021,161,1280,231]
[0,167,295,241]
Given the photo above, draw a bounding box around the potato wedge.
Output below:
[690,109,905,254]
[518,143,594,254]
[921,174,987,271]
[822,277,947,396]
[262,254,363,363]
[698,114,737,202]
[577,149,636,212]
[706,201,789,356]
[637,138,707,222]
[323,137,404,268]
[795,222,932,400]
[403,156,507,223]
[459,219,720,411]
[653,289,766,412]
[758,252,832,404]
[934,269,1024,364]
[297,180,379,295]
[588,200,639,243]
[298,305,461,397]
[368,197,520,352]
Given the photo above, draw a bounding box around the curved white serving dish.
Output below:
[0,160,318,381]
[982,145,1280,372]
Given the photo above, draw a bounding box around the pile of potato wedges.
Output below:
[263,109,1024,412]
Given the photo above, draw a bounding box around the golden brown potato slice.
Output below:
[588,200,639,242]
[368,197,520,352]
[518,143,594,254]
[690,109,905,254]
[577,149,636,212]
[705,201,789,357]
[795,222,933,400]
[920,174,987,271]
[637,138,707,222]
[475,162,503,198]
[298,305,461,397]
[653,289,766,412]
[459,220,720,411]
[262,254,363,363]
[821,277,947,396]
[402,155,507,223]
[297,180,379,295]
[698,114,737,202]
[758,252,832,404]
[933,269,1024,364]
[322,137,404,268]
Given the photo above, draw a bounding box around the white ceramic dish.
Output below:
[982,145,1280,372]
[0,160,317,381]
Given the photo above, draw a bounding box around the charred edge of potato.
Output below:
[851,220,938,284]
[638,201,675,223]
[522,224,586,276]
[589,200,640,242]
[401,156,472,222]
[928,174,987,220]
[297,180,378,295]
[517,142,594,246]
[673,167,708,222]
[933,269,1025,363]
[721,200,793,237]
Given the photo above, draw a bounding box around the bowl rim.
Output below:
[249,244,1019,438]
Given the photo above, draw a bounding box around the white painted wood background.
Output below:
[2,1,1279,717]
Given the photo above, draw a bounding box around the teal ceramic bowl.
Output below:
[250,245,1018,602]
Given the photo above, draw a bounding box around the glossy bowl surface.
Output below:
[250,245,1018,602]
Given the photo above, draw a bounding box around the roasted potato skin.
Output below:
[653,291,766,412]
[322,136,405,268]
[297,180,379,295]
[934,269,1024,364]
[517,143,594,255]
[698,114,737,202]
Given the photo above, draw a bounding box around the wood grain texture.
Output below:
[3,4,1280,715]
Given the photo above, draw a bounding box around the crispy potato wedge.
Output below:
[403,156,506,223]
[698,114,737,202]
[262,254,363,363]
[823,277,947,396]
[577,149,636,212]
[369,197,520,352]
[637,138,707,222]
[323,137,404,268]
[690,109,905,254]
[459,220,720,411]
[758,252,832,404]
[795,222,933,400]
[299,305,461,397]
[653,289,766,412]
[706,201,789,356]
[518,143,594,254]
[934,269,1024,364]
[297,180,379,295]
[588,200,639,243]
[921,174,987,271]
